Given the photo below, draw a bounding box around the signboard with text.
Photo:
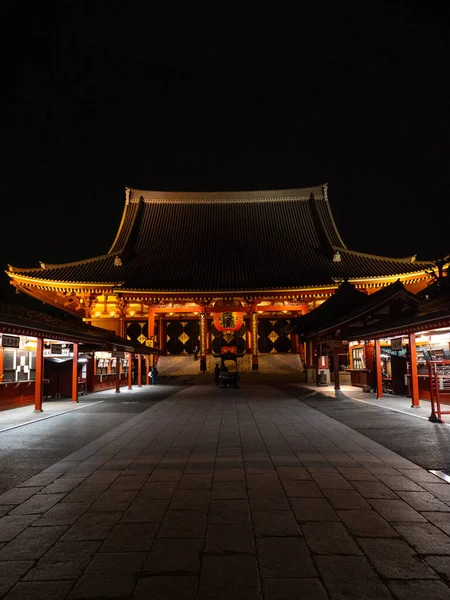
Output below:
[1,335,20,348]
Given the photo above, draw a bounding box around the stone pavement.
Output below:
[1,383,450,599]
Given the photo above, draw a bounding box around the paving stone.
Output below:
[302,522,362,555]
[398,469,445,484]
[0,507,11,517]
[211,481,247,499]
[134,575,198,599]
[60,482,109,503]
[88,489,138,512]
[121,497,169,523]
[392,522,450,554]
[425,555,450,578]
[170,490,211,509]
[248,489,290,511]
[322,489,371,510]
[32,502,91,526]
[61,512,121,541]
[178,475,213,490]
[0,561,34,597]
[336,467,378,481]
[351,480,399,498]
[139,481,178,498]
[262,578,328,600]
[213,468,246,482]
[9,493,66,516]
[217,446,242,456]
[17,473,60,488]
[290,498,339,522]
[314,555,392,600]
[252,511,301,537]
[4,580,75,600]
[337,510,398,537]
[368,499,427,522]
[376,474,424,491]
[419,483,450,501]
[142,538,203,573]
[149,469,184,481]
[0,488,42,505]
[281,480,324,497]
[397,491,450,512]
[387,579,450,599]
[100,522,157,551]
[108,474,148,490]
[67,551,146,599]
[38,478,84,494]
[310,472,354,490]
[208,499,251,524]
[357,538,438,579]
[205,524,255,553]
[23,541,101,580]
[158,510,207,538]
[257,537,316,578]
[198,555,261,600]
[422,511,450,535]
[0,515,39,542]
[246,473,281,490]
[0,526,67,561]
[276,467,311,480]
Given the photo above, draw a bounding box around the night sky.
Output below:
[3,5,449,304]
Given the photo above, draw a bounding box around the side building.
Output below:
[6,184,435,372]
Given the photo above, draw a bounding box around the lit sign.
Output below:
[1,335,20,348]
[391,338,403,351]
[214,312,244,332]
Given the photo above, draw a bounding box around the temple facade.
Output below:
[7,184,435,370]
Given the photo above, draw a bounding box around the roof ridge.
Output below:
[8,252,118,274]
[336,247,432,265]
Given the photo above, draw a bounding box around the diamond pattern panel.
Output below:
[166,320,200,355]
[258,319,291,354]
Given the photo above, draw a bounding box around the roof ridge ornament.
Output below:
[114,256,123,267]
[333,251,341,262]
[40,261,46,269]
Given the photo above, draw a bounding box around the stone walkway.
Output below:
[1,384,450,599]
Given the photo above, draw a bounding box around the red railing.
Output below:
[427,360,450,423]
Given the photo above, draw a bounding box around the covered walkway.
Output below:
[1,383,450,598]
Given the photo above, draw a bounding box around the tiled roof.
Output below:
[0,303,133,349]
[294,280,420,338]
[8,185,434,292]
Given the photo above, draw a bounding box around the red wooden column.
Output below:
[333,349,340,391]
[409,332,420,407]
[148,304,155,367]
[246,317,252,354]
[127,352,133,390]
[145,355,150,385]
[72,342,79,403]
[0,346,4,382]
[374,339,383,399]
[115,355,121,393]
[34,337,44,412]
[251,310,259,370]
[137,354,142,387]
[159,317,166,353]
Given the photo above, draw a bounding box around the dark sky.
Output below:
[2,4,449,301]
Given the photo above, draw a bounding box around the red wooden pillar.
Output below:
[148,305,155,367]
[127,352,133,390]
[0,346,4,382]
[137,354,142,387]
[145,355,150,385]
[115,355,121,393]
[159,317,166,352]
[34,337,44,412]
[72,342,79,403]
[333,350,340,391]
[374,339,383,399]
[409,332,420,407]
[246,318,252,354]
[86,354,94,392]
